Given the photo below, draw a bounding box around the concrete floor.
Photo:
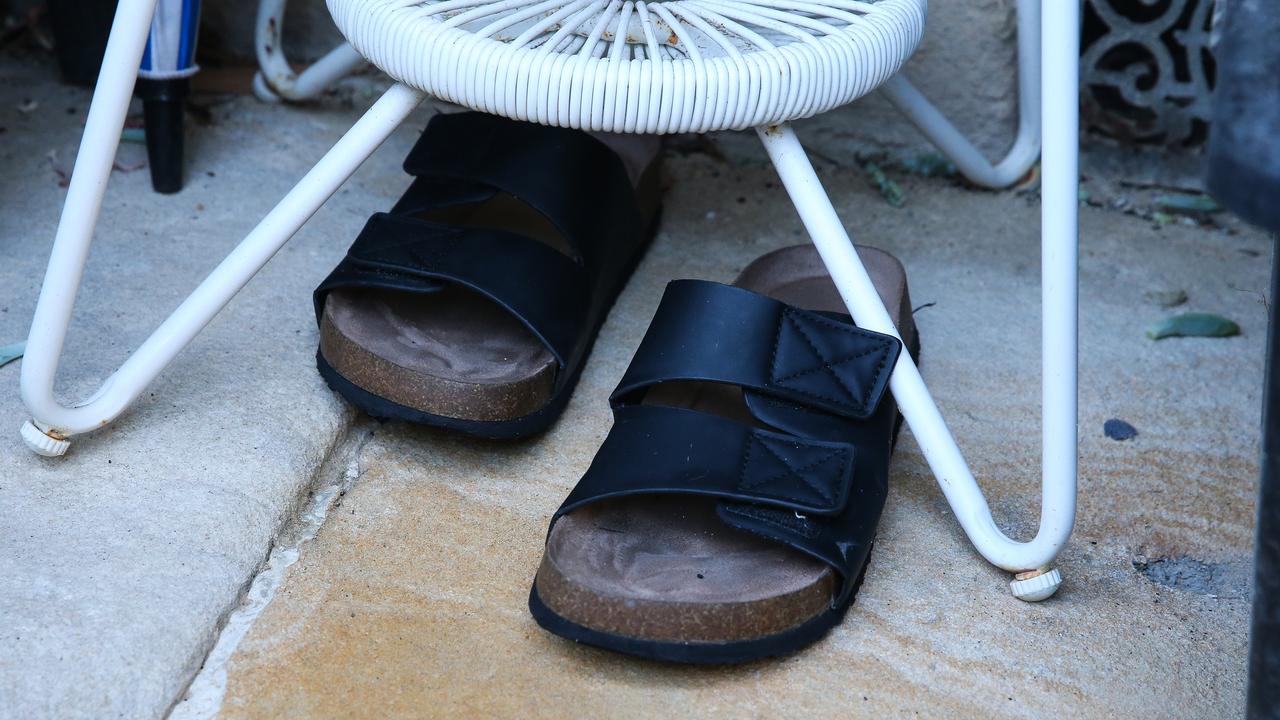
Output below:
[0,52,1267,719]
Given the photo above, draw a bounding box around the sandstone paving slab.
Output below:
[216,155,1265,718]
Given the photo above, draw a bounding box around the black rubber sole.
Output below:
[316,205,663,440]
[529,545,871,665]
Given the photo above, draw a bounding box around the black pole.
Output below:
[136,77,190,195]
[1205,0,1280,716]
[1252,243,1280,719]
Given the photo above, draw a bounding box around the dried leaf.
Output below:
[901,153,956,178]
[1154,193,1221,216]
[863,162,904,208]
[1146,313,1241,340]
[46,149,70,187]
[0,341,25,368]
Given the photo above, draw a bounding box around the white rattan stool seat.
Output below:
[328,0,925,133]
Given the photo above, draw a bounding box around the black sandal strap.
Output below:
[552,403,878,603]
[401,112,643,271]
[715,499,874,605]
[555,404,859,518]
[612,280,901,420]
[313,213,591,367]
[391,176,500,215]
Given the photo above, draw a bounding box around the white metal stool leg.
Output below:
[880,0,1042,190]
[252,0,366,103]
[19,0,424,456]
[754,1,1079,601]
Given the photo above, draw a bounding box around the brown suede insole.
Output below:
[320,132,662,422]
[535,245,914,644]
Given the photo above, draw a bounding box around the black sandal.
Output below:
[313,112,662,438]
[529,244,918,663]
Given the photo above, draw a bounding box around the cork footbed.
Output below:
[535,245,914,645]
[319,133,661,423]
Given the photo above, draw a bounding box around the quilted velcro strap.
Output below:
[553,404,858,520]
[313,213,590,367]
[611,280,901,420]
[401,112,641,269]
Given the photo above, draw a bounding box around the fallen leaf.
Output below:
[900,153,956,178]
[1154,193,1221,216]
[17,98,37,114]
[863,162,904,208]
[46,150,70,187]
[1147,313,1241,340]
[0,340,25,368]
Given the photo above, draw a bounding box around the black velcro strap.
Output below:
[611,280,901,420]
[314,213,590,367]
[402,112,640,269]
[553,404,858,519]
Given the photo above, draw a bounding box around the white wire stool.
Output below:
[20,0,1079,601]
[252,0,367,102]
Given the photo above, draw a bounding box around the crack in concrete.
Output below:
[166,419,378,720]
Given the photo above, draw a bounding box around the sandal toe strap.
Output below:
[556,404,858,518]
[554,403,876,602]
[612,280,901,421]
[314,213,591,368]
[402,111,643,271]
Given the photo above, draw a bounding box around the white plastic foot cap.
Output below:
[252,72,284,104]
[21,420,70,457]
[1009,568,1062,602]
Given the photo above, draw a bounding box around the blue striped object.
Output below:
[139,0,201,79]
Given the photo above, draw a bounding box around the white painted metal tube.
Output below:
[22,79,425,437]
[878,0,1041,189]
[20,0,160,432]
[757,120,1074,573]
[754,1,1079,575]
[253,0,366,102]
[1038,0,1080,569]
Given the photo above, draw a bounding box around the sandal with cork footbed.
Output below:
[313,112,662,438]
[529,244,919,664]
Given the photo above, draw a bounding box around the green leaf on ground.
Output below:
[1154,193,1221,216]
[1146,313,1240,340]
[863,162,904,207]
[901,153,956,178]
[0,341,25,368]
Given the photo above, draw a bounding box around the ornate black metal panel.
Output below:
[1081,0,1217,148]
